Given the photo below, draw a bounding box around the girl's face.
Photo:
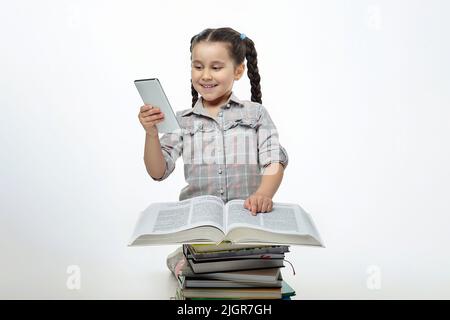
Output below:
[191,41,244,108]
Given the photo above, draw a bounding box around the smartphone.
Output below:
[134,78,181,133]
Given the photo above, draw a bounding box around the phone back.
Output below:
[135,78,181,133]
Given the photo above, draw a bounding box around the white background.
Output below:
[1,0,449,299]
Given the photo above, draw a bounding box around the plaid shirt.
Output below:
[152,92,288,202]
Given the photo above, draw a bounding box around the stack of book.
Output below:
[173,243,296,300]
[129,195,325,299]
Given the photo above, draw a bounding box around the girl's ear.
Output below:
[234,63,245,80]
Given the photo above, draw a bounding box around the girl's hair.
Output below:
[190,27,262,108]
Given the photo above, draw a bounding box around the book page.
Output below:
[148,195,225,234]
[134,198,193,236]
[224,200,263,233]
[129,196,228,246]
[260,205,301,233]
[190,195,225,231]
[225,200,320,237]
[152,204,191,232]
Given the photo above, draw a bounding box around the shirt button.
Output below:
[218,169,222,174]
[226,103,230,107]
[218,112,223,117]
[220,189,224,195]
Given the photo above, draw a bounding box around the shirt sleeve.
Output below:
[150,114,184,181]
[256,105,289,170]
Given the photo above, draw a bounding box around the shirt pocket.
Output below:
[182,122,216,136]
[222,118,260,165]
[223,118,259,131]
[182,122,216,164]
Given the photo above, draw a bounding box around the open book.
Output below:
[128,195,324,247]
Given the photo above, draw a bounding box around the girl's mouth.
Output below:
[201,84,218,89]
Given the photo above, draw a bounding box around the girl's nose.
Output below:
[202,70,212,80]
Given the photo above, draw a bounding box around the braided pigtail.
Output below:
[243,37,262,104]
[191,81,199,108]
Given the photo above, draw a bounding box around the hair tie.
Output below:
[240,33,246,40]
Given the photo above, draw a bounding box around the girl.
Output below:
[138,27,288,215]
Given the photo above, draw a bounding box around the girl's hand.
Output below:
[138,104,165,137]
[244,192,273,216]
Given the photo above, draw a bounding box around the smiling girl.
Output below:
[138,27,288,215]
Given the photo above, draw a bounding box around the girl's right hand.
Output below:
[138,104,165,137]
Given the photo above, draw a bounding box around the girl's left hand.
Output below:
[244,192,273,216]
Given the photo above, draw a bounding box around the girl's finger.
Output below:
[247,198,256,215]
[143,114,164,123]
[141,108,161,117]
[244,198,250,209]
[256,197,263,213]
[251,198,257,215]
[260,199,269,213]
[140,104,153,112]
[262,199,272,212]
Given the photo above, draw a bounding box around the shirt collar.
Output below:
[181,92,244,117]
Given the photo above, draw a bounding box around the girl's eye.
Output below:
[192,66,222,70]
